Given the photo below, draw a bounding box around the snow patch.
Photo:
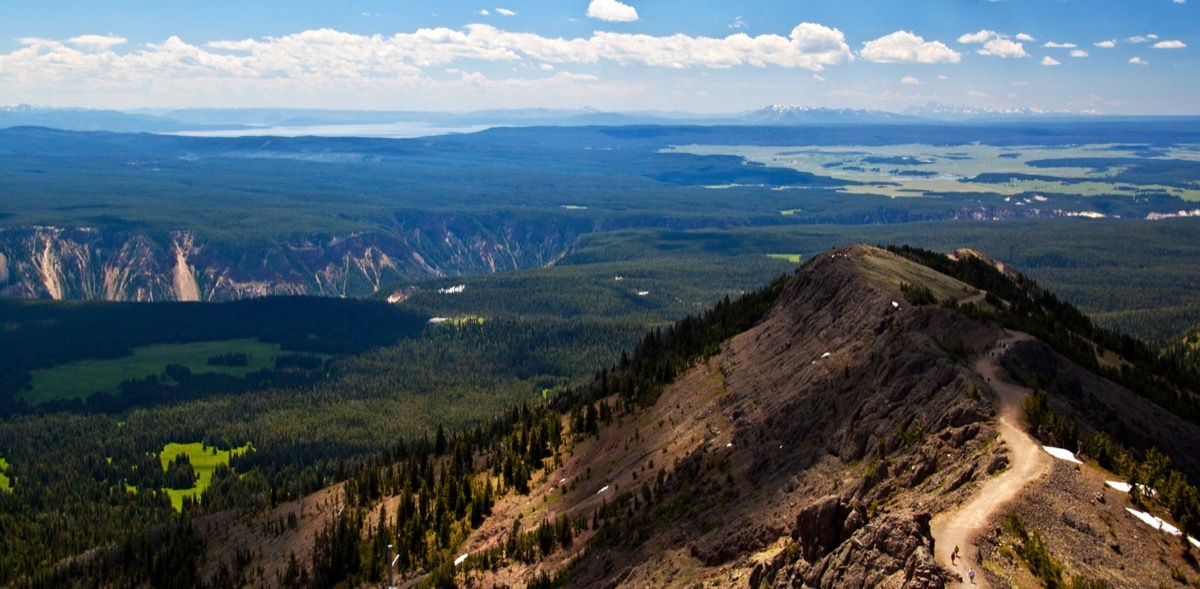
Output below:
[1043,446,1083,464]
[1105,480,1157,498]
[438,284,466,294]
[1106,481,1132,493]
[429,317,450,324]
[454,553,469,566]
[1126,508,1186,536]
[596,485,609,495]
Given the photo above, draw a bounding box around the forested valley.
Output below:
[1,122,1200,586]
[4,236,1200,586]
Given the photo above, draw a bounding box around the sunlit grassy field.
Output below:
[24,338,282,404]
[159,441,253,512]
[668,143,1200,201]
[0,457,11,492]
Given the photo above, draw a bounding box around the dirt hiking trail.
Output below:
[931,331,1053,587]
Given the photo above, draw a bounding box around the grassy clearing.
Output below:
[667,143,1197,200]
[23,338,282,404]
[766,253,802,264]
[853,247,974,302]
[159,441,253,512]
[0,457,11,492]
[840,180,1020,198]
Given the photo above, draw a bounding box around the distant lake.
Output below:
[171,122,494,139]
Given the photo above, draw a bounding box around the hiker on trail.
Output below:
[968,568,975,583]
[951,549,956,565]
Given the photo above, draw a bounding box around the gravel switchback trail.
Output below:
[931,331,1053,587]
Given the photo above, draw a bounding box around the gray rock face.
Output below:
[775,511,951,589]
[0,213,586,301]
[792,496,855,563]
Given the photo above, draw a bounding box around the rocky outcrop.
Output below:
[752,504,950,589]
[0,213,589,301]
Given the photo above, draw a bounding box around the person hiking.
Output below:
[968,568,976,583]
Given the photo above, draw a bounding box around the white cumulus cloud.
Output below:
[1070,49,1088,58]
[67,34,128,51]
[1044,41,1076,48]
[1041,56,1060,66]
[980,38,1028,58]
[0,22,857,106]
[496,8,516,16]
[901,75,921,85]
[1016,33,1035,42]
[860,31,960,64]
[1129,56,1148,65]
[206,39,257,51]
[1095,39,1116,48]
[958,30,997,44]
[587,0,638,22]
[479,9,490,15]
[959,30,1028,58]
[1153,40,1186,49]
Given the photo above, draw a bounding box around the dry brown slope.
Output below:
[467,245,1013,588]
[192,244,1200,588]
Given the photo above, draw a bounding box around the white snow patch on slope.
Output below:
[1125,508,1199,547]
[1043,446,1083,464]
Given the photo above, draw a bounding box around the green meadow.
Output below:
[766,253,803,264]
[23,338,282,404]
[669,143,1200,201]
[159,442,253,512]
[0,457,11,492]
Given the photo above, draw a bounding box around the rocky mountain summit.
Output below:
[453,245,1200,588]
[189,244,1200,588]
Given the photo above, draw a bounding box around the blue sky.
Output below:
[0,1,1194,114]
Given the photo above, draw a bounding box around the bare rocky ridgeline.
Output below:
[458,245,1200,588]
[452,245,1007,588]
[194,244,1200,588]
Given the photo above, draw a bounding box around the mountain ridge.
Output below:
[432,244,1200,587]
[27,242,1194,587]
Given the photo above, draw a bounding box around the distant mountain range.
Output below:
[903,101,1103,119]
[0,103,1126,135]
